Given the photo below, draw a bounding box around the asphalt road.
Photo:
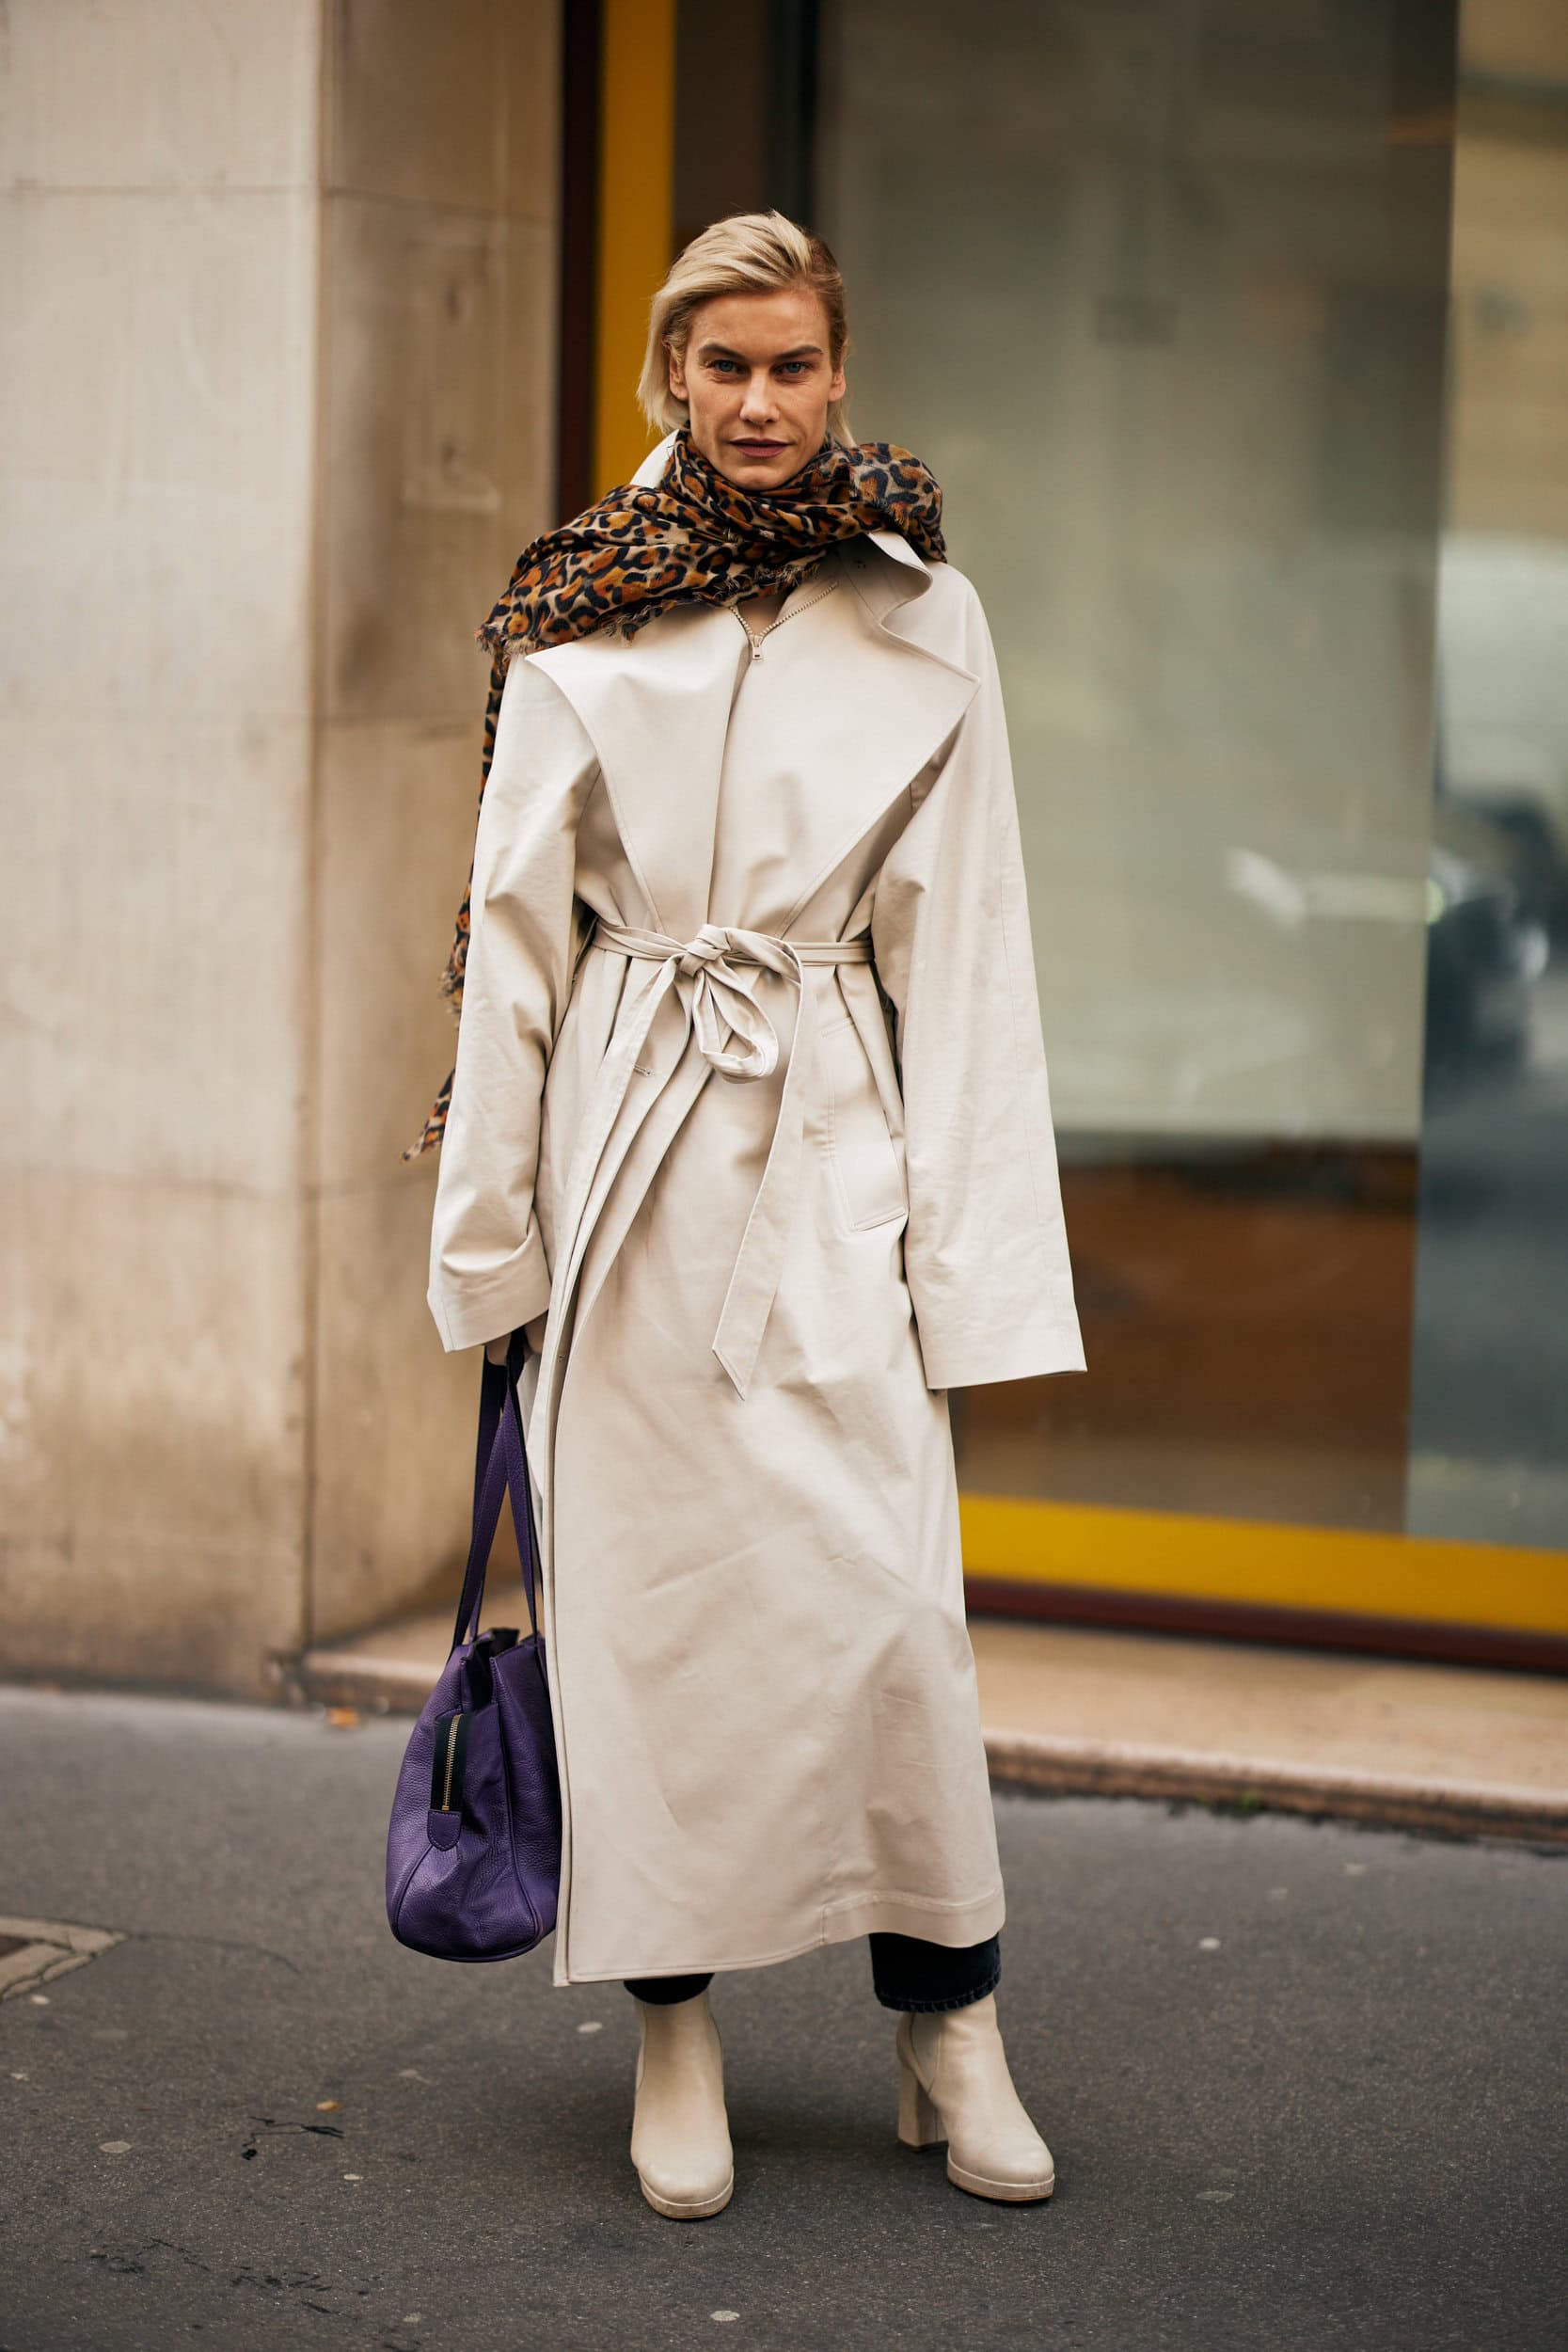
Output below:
[1,1686,1563,2352]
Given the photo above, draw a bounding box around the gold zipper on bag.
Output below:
[439,1716,461,1811]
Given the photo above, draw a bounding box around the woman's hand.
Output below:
[484,1311,547,1366]
[482,1317,549,1374]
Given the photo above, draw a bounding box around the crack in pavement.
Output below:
[85,2241,415,2342]
[125,1928,304,1976]
[239,2115,348,2160]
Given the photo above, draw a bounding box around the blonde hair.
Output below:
[636,210,852,447]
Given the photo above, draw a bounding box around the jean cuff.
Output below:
[872,1960,1002,2014]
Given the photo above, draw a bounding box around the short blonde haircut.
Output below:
[637,210,853,447]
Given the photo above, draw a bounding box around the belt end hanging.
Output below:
[711,1333,754,1402]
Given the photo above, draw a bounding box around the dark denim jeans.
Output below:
[625,1931,1001,2014]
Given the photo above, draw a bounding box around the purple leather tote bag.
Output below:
[386,1332,561,1962]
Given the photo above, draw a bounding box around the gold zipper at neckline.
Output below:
[731,577,840,661]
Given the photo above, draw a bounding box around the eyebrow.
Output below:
[694,340,824,361]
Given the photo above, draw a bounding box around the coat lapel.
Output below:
[528,605,738,935]
[524,434,979,941]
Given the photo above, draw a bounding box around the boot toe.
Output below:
[945,2126,1054,2202]
[633,2153,736,2220]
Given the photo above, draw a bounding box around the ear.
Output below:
[667,340,688,401]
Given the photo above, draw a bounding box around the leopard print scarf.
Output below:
[403,423,946,1159]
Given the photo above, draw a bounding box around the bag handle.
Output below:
[450,1330,541,1655]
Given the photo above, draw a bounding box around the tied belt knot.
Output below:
[588,918,875,1398]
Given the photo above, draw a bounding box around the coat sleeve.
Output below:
[871,580,1085,1391]
[426,657,599,1353]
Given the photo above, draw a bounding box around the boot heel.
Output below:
[897,2055,942,2150]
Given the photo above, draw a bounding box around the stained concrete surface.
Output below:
[0,1685,1563,2352]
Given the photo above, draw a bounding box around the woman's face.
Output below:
[669,285,847,491]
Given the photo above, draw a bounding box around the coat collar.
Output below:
[524,434,975,937]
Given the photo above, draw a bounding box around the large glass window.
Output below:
[813,0,1567,1571]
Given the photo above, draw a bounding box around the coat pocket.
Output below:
[818,1014,909,1231]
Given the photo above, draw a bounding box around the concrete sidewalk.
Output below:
[286,1611,1568,1846]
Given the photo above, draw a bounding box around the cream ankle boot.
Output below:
[895,1992,1054,2202]
[629,1988,735,2220]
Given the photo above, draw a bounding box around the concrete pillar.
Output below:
[0,0,560,1694]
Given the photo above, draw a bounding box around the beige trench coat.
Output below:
[427,433,1085,1986]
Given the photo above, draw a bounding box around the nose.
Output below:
[737,372,779,427]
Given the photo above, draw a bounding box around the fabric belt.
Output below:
[590,919,875,1398]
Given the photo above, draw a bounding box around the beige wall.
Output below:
[0,0,560,1693]
[309,1,560,1645]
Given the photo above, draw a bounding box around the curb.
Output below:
[282,1649,436,1713]
[984,1727,1568,1846]
[287,1646,1568,1849]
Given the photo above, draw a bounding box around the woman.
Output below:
[419,213,1085,2219]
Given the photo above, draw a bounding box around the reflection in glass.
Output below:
[816,0,1456,1534]
[1407,9,1568,1549]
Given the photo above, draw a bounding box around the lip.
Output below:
[733,439,788,454]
